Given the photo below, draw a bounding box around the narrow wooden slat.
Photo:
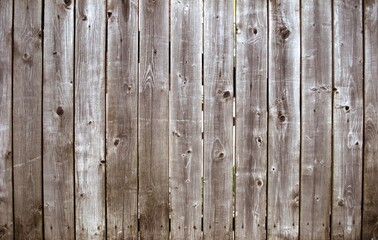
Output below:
[332,0,363,239]
[363,0,378,239]
[13,0,43,238]
[300,1,332,239]
[0,0,13,238]
[267,0,300,239]
[43,0,74,238]
[75,0,106,238]
[235,0,268,239]
[138,0,169,238]
[106,0,138,239]
[203,1,234,239]
[170,0,202,239]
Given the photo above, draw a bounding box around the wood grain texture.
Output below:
[13,0,43,238]
[170,0,202,239]
[235,0,267,239]
[0,0,13,239]
[203,1,234,239]
[267,0,300,239]
[106,0,138,239]
[43,0,74,239]
[332,0,363,239]
[363,1,378,239]
[300,1,332,239]
[75,0,106,238]
[138,0,169,239]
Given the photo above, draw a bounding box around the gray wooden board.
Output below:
[235,0,268,239]
[106,0,138,239]
[138,0,170,238]
[300,0,332,239]
[0,0,13,239]
[169,0,203,239]
[13,0,43,238]
[75,0,106,238]
[363,0,378,239]
[332,0,363,239]
[203,1,234,239]
[43,0,75,239]
[267,0,300,239]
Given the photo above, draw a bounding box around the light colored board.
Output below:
[267,0,300,239]
[106,0,138,239]
[235,0,268,239]
[138,0,169,238]
[43,0,74,239]
[75,0,106,238]
[203,1,234,239]
[169,0,203,239]
[363,0,378,239]
[13,0,43,238]
[0,0,13,239]
[300,1,332,239]
[332,0,363,239]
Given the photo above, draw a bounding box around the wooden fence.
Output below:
[0,0,377,239]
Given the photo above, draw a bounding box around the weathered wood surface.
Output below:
[268,0,300,239]
[363,1,378,239]
[13,0,43,238]
[43,0,74,239]
[0,0,13,239]
[106,0,138,239]
[170,0,203,239]
[203,1,234,239]
[235,0,267,239]
[300,1,332,239]
[138,0,169,239]
[332,0,363,239]
[75,0,106,238]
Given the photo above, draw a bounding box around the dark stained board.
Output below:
[170,0,203,239]
[235,0,268,239]
[106,0,138,238]
[267,0,300,239]
[75,0,106,238]
[13,0,43,238]
[203,1,234,239]
[138,0,170,238]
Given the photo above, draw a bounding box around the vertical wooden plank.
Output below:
[300,0,332,239]
[13,0,43,238]
[267,0,300,239]
[203,0,234,239]
[0,0,13,239]
[235,0,268,239]
[363,0,378,239]
[138,0,169,238]
[332,0,363,239]
[75,0,106,238]
[43,0,74,239]
[170,0,202,239]
[106,0,138,239]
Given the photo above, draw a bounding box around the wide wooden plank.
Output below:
[267,0,300,239]
[203,1,234,239]
[363,1,378,239]
[106,0,138,239]
[300,1,332,239]
[13,0,43,238]
[75,0,106,238]
[235,0,268,239]
[169,0,202,239]
[138,0,169,238]
[332,0,363,239]
[43,0,75,239]
[0,0,13,239]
